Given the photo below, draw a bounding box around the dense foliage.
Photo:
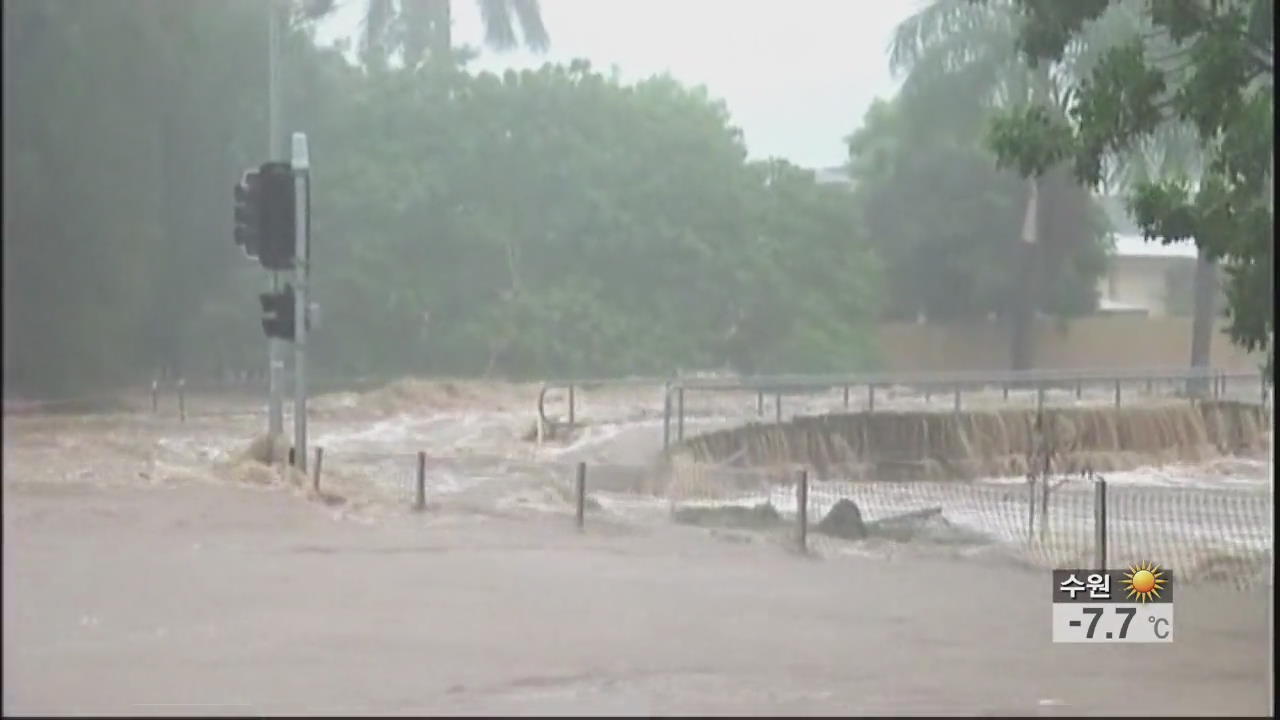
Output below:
[986,0,1274,372]
[2,1,880,395]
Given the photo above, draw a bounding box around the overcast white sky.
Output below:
[315,0,924,169]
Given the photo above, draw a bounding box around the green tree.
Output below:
[987,0,1274,375]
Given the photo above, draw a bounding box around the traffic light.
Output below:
[233,169,261,259]
[257,161,296,271]
[260,283,296,340]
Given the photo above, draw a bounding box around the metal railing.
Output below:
[530,366,1268,452]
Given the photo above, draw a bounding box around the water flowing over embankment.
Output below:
[673,401,1270,480]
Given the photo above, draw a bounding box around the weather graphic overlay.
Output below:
[1051,564,1174,643]
[1121,562,1168,603]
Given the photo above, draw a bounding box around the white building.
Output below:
[1096,232,1200,317]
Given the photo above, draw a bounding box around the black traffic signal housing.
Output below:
[233,169,261,259]
[260,284,296,340]
[257,161,296,271]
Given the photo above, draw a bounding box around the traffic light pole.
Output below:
[266,0,285,437]
[291,132,310,472]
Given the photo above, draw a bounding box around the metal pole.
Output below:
[662,385,671,451]
[842,385,849,409]
[775,393,782,423]
[151,379,158,413]
[1027,476,1036,542]
[1002,383,1009,401]
[756,391,763,416]
[953,385,961,413]
[178,378,186,422]
[677,387,684,441]
[867,384,875,413]
[796,468,808,553]
[1114,379,1121,408]
[415,451,426,511]
[266,0,285,437]
[568,385,576,428]
[312,447,323,493]
[1036,384,1045,414]
[291,132,309,472]
[575,462,586,531]
[1074,380,1082,400]
[1094,477,1107,571]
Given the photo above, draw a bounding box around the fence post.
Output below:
[151,379,158,413]
[414,451,426,512]
[568,385,575,429]
[178,378,186,422]
[775,393,782,423]
[1075,380,1082,400]
[663,386,672,451]
[953,385,962,414]
[796,468,808,553]
[677,387,685,441]
[1040,472,1050,542]
[757,391,763,416]
[575,461,586,531]
[1036,384,1045,414]
[1114,379,1121,408]
[1027,476,1036,542]
[867,384,875,413]
[1094,477,1107,571]
[312,447,323,493]
[842,385,849,409]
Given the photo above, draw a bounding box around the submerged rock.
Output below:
[814,499,867,540]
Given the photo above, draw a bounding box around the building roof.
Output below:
[1108,233,1199,259]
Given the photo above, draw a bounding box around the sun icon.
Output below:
[1122,561,1167,603]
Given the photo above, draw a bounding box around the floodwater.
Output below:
[2,379,1273,715]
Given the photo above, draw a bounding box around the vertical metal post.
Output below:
[662,385,671,451]
[575,462,586,531]
[796,468,808,553]
[1036,384,1044,414]
[1027,476,1036,542]
[867,384,875,413]
[312,447,323,494]
[677,387,684,441]
[1002,383,1009,401]
[178,378,186,422]
[266,0,285,437]
[1075,380,1082,399]
[775,393,782,423]
[568,385,576,428]
[1094,477,1107,571]
[1263,373,1269,407]
[1114,379,1121,408]
[151,379,158,413]
[756,391,763,416]
[292,133,309,472]
[414,451,426,511]
[1040,473,1050,542]
[842,385,849,408]
[953,385,961,413]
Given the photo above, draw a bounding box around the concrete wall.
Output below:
[876,315,1266,373]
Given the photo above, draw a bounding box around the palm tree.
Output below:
[301,0,549,69]
[889,0,1210,371]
